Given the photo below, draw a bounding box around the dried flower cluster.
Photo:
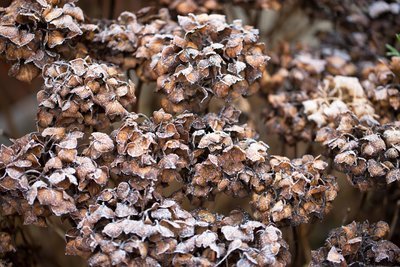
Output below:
[311,221,400,266]
[37,58,136,131]
[84,9,180,73]
[66,181,290,266]
[0,0,84,82]
[154,14,269,113]
[262,42,400,192]
[304,0,400,60]
[316,114,400,190]
[0,104,337,265]
[302,75,376,129]
[264,44,358,144]
[362,56,400,123]
[0,128,112,226]
[251,155,338,225]
[108,107,338,226]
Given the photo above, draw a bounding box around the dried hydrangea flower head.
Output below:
[303,0,400,60]
[85,9,180,73]
[107,107,339,225]
[110,106,261,202]
[154,13,269,113]
[362,56,400,123]
[0,0,84,82]
[264,44,357,144]
[310,221,400,266]
[251,155,338,225]
[0,128,113,226]
[37,58,136,131]
[66,181,291,266]
[317,115,400,190]
[303,75,376,130]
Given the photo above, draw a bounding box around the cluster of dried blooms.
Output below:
[310,221,400,266]
[263,44,357,144]
[302,75,376,129]
[304,0,400,60]
[37,58,136,131]
[362,56,400,123]
[82,9,180,73]
[263,41,400,192]
[316,113,400,190]
[66,181,290,266]
[0,128,112,226]
[108,107,338,225]
[0,103,337,264]
[154,13,269,113]
[251,155,338,225]
[0,0,84,82]
[112,106,261,200]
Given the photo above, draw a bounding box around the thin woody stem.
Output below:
[389,200,400,240]
[133,79,143,113]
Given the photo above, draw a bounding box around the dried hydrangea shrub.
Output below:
[37,58,136,131]
[362,56,400,123]
[264,44,357,144]
[310,221,400,266]
[0,128,112,226]
[251,155,338,226]
[316,113,400,190]
[66,180,291,266]
[154,13,269,113]
[0,0,84,82]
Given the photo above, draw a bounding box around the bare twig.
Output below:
[108,0,115,19]
[389,200,400,240]
[299,224,311,264]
